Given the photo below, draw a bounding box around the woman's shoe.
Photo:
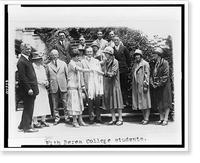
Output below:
[108,120,117,125]
[139,120,145,124]
[72,122,80,128]
[155,120,163,125]
[78,121,87,126]
[116,120,123,126]
[40,121,50,127]
[162,120,168,126]
[142,120,149,125]
[33,123,43,128]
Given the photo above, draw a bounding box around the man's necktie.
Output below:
[55,60,57,67]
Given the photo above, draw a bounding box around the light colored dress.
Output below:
[67,60,85,115]
[32,63,51,117]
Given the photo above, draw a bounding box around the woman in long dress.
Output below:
[32,52,51,128]
[67,50,92,128]
[150,47,172,126]
[102,46,124,126]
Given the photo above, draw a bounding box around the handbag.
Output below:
[82,89,88,106]
[143,81,148,93]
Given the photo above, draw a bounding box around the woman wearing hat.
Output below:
[150,47,172,126]
[78,46,86,61]
[102,46,124,126]
[91,43,101,60]
[67,49,93,128]
[32,52,51,128]
[132,49,151,125]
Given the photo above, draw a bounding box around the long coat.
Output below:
[113,44,131,73]
[52,40,72,64]
[102,57,124,110]
[46,59,68,94]
[17,55,39,96]
[132,59,151,110]
[150,58,172,110]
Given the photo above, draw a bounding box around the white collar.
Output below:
[33,62,41,69]
[86,56,93,62]
[21,54,29,61]
[115,45,120,49]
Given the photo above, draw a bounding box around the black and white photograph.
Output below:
[2,1,188,151]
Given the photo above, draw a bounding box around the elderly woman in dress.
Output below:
[32,52,51,128]
[150,47,172,126]
[102,46,124,126]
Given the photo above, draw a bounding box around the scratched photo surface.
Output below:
[6,3,185,149]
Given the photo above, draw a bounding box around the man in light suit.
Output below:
[81,47,104,124]
[52,30,72,64]
[17,43,39,133]
[46,49,69,125]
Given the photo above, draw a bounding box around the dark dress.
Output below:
[150,58,172,110]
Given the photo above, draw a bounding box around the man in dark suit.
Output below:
[52,30,72,64]
[113,36,131,106]
[17,43,39,133]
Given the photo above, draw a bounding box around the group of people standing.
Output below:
[16,30,172,133]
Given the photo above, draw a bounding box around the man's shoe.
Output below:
[89,119,95,125]
[96,120,104,124]
[18,126,23,131]
[24,128,38,133]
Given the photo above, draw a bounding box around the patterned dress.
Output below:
[67,60,85,115]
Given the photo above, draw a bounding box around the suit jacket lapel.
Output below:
[57,42,65,53]
[118,45,124,54]
[56,59,61,72]
[21,55,34,69]
[114,45,123,57]
[50,61,57,73]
